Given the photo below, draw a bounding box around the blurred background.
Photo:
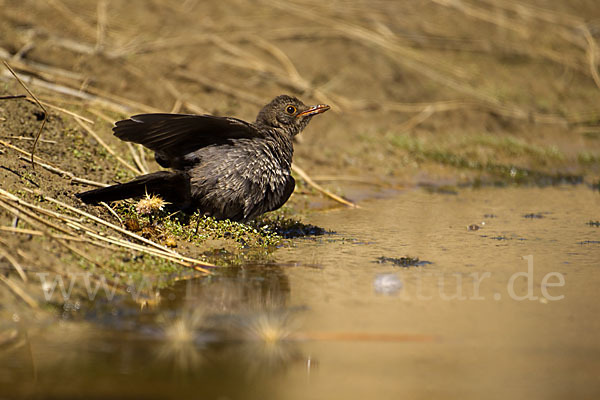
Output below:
[2,0,600,189]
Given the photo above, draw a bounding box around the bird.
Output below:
[75,95,330,222]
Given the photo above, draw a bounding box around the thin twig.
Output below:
[396,105,435,132]
[38,192,215,268]
[0,198,75,237]
[0,226,91,243]
[17,155,107,187]
[3,61,48,165]
[581,26,600,92]
[292,164,359,208]
[32,97,94,124]
[96,0,108,52]
[0,136,57,144]
[0,69,155,114]
[0,137,105,188]
[0,190,210,275]
[100,201,124,226]
[126,142,149,174]
[74,117,141,174]
[176,70,265,106]
[0,246,27,282]
[46,0,97,39]
[0,275,39,309]
[0,196,122,287]
[0,94,26,100]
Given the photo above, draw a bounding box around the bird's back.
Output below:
[186,136,295,221]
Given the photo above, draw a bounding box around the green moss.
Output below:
[578,152,600,165]
[582,131,600,140]
[469,135,564,161]
[113,168,133,181]
[387,132,582,185]
[112,203,283,249]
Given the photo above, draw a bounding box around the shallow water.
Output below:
[2,186,600,399]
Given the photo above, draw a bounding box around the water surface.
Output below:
[2,186,599,399]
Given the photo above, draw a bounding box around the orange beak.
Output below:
[296,104,331,118]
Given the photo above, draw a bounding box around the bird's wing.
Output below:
[113,113,263,158]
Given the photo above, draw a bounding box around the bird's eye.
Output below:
[286,105,296,114]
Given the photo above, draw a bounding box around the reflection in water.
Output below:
[0,266,307,399]
[153,266,302,374]
[154,307,206,371]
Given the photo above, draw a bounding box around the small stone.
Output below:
[374,274,402,295]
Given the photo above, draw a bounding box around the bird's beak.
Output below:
[297,104,331,118]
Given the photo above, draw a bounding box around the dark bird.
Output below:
[76,95,330,222]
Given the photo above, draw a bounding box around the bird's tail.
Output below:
[75,171,190,205]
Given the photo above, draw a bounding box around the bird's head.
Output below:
[255,95,330,136]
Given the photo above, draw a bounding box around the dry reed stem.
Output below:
[0,275,39,309]
[183,101,209,115]
[0,198,75,238]
[0,197,114,280]
[83,85,162,114]
[82,230,206,270]
[248,36,339,109]
[0,94,26,100]
[2,61,48,164]
[39,192,215,269]
[0,226,43,236]
[431,0,530,38]
[1,139,105,187]
[33,98,94,124]
[0,139,106,187]
[100,201,124,226]
[46,0,97,40]
[292,164,359,208]
[0,136,57,144]
[62,218,204,268]
[1,188,213,273]
[176,70,264,106]
[16,155,108,188]
[86,107,117,124]
[0,69,149,115]
[87,109,151,173]
[396,105,435,132]
[269,0,581,123]
[581,27,600,92]
[0,50,85,86]
[212,35,340,109]
[125,142,147,174]
[0,226,94,243]
[96,0,108,52]
[74,117,141,175]
[170,98,183,114]
[137,145,150,174]
[0,247,27,282]
[0,192,128,298]
[163,79,209,115]
[478,0,583,26]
